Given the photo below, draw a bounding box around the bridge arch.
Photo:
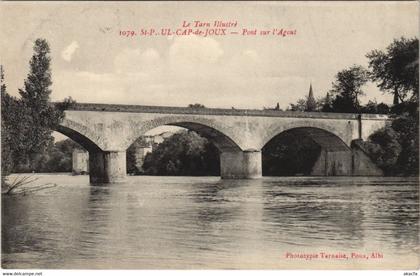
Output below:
[262,126,352,176]
[260,119,353,150]
[263,126,350,152]
[55,118,104,152]
[123,116,243,152]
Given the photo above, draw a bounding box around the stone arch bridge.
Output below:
[56,103,389,183]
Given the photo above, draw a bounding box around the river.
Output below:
[1,174,419,269]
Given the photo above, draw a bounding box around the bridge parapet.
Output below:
[56,102,389,120]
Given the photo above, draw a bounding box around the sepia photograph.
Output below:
[0,1,419,272]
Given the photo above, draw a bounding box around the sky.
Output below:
[1,1,418,112]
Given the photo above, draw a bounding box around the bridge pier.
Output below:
[220,150,262,179]
[89,151,127,184]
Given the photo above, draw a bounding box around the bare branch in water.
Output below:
[18,183,57,195]
[2,175,55,195]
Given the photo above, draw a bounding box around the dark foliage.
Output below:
[360,126,402,174]
[17,39,63,160]
[1,39,69,177]
[320,93,334,112]
[360,100,390,114]
[288,98,307,111]
[361,37,419,175]
[391,115,419,175]
[142,130,220,176]
[188,103,206,109]
[390,101,418,116]
[330,94,359,113]
[361,113,418,176]
[1,65,14,181]
[367,37,418,104]
[329,65,369,113]
[13,139,84,173]
[262,132,321,176]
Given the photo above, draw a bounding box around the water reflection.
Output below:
[261,180,366,249]
[76,186,112,259]
[1,175,419,269]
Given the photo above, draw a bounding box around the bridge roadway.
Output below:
[56,103,389,183]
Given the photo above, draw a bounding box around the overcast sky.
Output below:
[1,1,418,111]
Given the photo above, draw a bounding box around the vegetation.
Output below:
[288,98,307,111]
[17,39,64,165]
[329,65,369,113]
[1,66,11,183]
[2,175,56,196]
[1,37,417,178]
[361,114,419,176]
[367,37,418,104]
[359,126,402,174]
[320,93,334,112]
[263,102,282,111]
[142,130,220,176]
[2,138,82,174]
[284,37,418,176]
[359,100,390,114]
[188,103,206,108]
[1,39,67,184]
[262,132,321,176]
[361,37,419,176]
[8,138,84,173]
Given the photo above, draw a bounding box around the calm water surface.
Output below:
[2,174,419,269]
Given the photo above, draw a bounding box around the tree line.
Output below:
[287,38,417,115]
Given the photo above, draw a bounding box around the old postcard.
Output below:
[0,1,418,272]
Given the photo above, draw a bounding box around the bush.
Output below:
[391,115,419,175]
[362,126,402,175]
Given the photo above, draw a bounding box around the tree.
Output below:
[12,138,85,173]
[2,39,66,175]
[361,126,402,174]
[360,38,419,175]
[330,95,358,113]
[1,65,13,182]
[329,65,369,113]
[377,103,391,114]
[17,39,63,168]
[43,139,84,172]
[321,92,334,112]
[1,66,29,178]
[142,130,220,176]
[262,132,321,176]
[361,100,390,114]
[360,114,418,176]
[367,37,419,104]
[288,98,307,111]
[188,103,206,108]
[263,102,283,111]
[391,115,419,175]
